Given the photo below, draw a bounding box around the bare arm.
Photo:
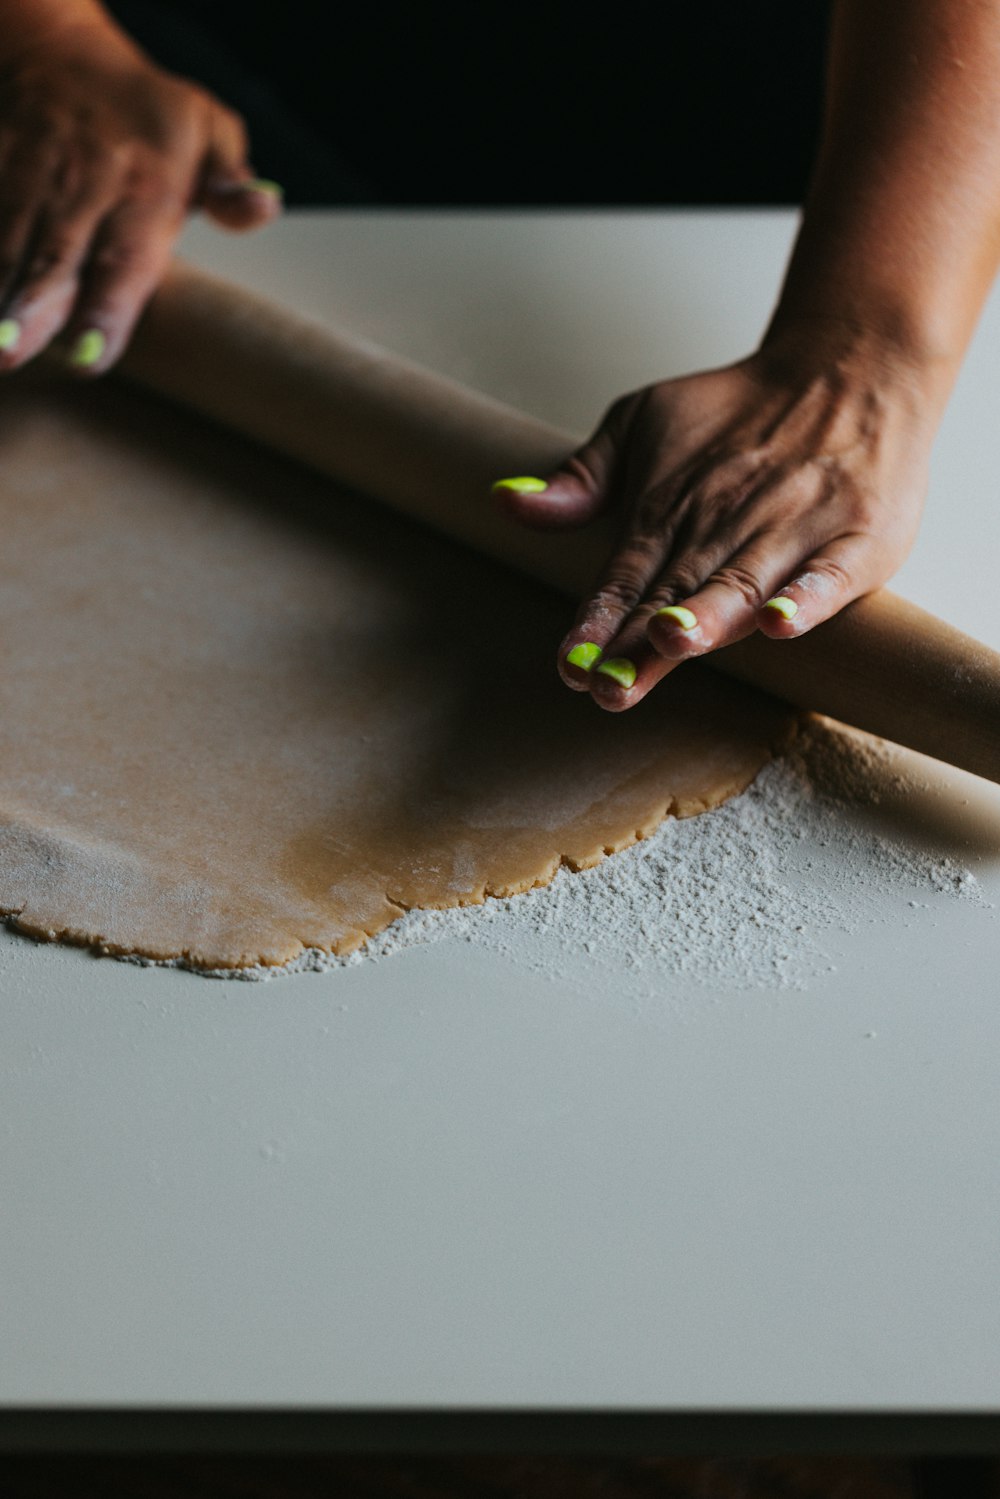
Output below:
[497,0,1000,710]
[0,0,280,374]
[768,0,1000,393]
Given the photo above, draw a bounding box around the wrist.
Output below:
[757,306,959,423]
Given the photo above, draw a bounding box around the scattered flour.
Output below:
[187,716,993,989]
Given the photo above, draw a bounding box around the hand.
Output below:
[0,13,280,375]
[494,329,940,711]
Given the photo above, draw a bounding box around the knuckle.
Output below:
[118,163,157,200]
[89,237,149,278]
[590,539,663,612]
[711,561,766,610]
[589,575,644,616]
[49,142,105,199]
[802,555,853,593]
[619,530,664,568]
[21,240,75,283]
[97,137,134,178]
[120,158,179,206]
[654,560,704,602]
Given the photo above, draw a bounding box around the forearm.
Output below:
[763,0,1000,409]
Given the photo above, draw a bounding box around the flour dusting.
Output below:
[189,717,992,989]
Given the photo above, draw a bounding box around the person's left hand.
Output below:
[492,328,941,710]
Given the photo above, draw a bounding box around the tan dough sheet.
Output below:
[0,370,793,970]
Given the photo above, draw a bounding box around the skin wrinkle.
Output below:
[652,455,835,616]
[557,337,935,703]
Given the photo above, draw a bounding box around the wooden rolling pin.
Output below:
[118,260,1000,786]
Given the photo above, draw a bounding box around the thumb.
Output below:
[196,101,283,230]
[490,396,628,532]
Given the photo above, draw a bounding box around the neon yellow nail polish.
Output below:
[69,329,105,368]
[491,476,548,494]
[245,178,283,196]
[655,605,697,630]
[566,642,602,671]
[595,657,636,689]
[764,596,798,620]
[0,319,20,352]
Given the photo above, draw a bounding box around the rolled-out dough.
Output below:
[0,370,794,971]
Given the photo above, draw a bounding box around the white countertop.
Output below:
[1,211,998,1450]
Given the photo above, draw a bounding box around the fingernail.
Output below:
[566,641,602,671]
[491,476,548,494]
[245,177,283,196]
[655,605,697,630]
[0,318,20,352]
[69,329,106,368]
[595,657,637,689]
[763,596,798,620]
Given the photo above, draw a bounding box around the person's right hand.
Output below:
[0,7,281,375]
[493,323,939,713]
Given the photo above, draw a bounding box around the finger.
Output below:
[202,177,283,230]
[646,535,814,662]
[0,198,40,367]
[580,532,739,711]
[557,525,671,691]
[60,190,186,373]
[584,493,816,705]
[196,100,281,230]
[0,135,118,364]
[550,430,789,690]
[0,190,118,370]
[585,618,682,713]
[491,393,632,532]
[755,537,882,639]
[0,161,45,317]
[493,397,664,691]
[556,460,734,693]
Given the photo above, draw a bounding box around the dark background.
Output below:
[106,1,833,206]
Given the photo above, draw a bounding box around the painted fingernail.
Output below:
[566,641,602,671]
[245,177,283,196]
[491,476,548,494]
[69,329,106,368]
[655,605,698,630]
[595,657,637,689]
[763,596,798,620]
[0,318,20,352]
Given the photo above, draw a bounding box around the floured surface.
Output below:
[298,719,992,992]
[0,371,793,970]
